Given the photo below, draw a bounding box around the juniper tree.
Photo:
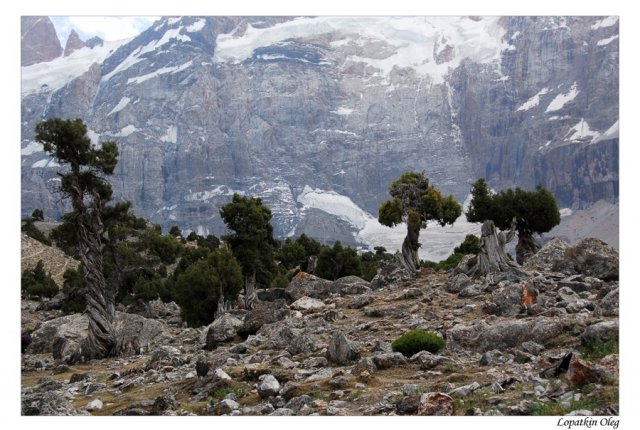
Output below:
[378,172,461,274]
[466,178,560,265]
[36,118,119,361]
[220,194,277,308]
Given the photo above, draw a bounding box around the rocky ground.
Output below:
[21,238,619,416]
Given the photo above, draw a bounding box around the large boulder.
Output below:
[22,391,86,416]
[257,374,281,398]
[205,313,243,350]
[556,238,619,281]
[581,320,619,345]
[370,261,412,291]
[327,331,360,365]
[524,238,570,272]
[418,392,454,416]
[446,318,565,352]
[28,312,167,361]
[596,288,619,317]
[285,272,333,301]
[237,302,288,338]
[331,276,371,296]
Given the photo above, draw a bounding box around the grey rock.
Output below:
[327,331,360,365]
[290,296,326,311]
[286,273,333,301]
[332,276,371,296]
[270,408,294,416]
[363,306,385,317]
[351,357,377,375]
[372,352,408,369]
[86,399,103,412]
[596,288,619,316]
[21,17,62,66]
[483,283,524,316]
[459,284,483,298]
[348,294,374,309]
[581,320,619,345]
[28,312,166,362]
[448,381,481,398]
[446,273,472,294]
[411,351,448,370]
[396,394,420,415]
[302,356,329,369]
[22,391,86,416]
[557,238,619,281]
[446,318,564,352]
[205,313,243,349]
[213,368,232,381]
[524,238,570,272]
[258,374,281,398]
[370,262,413,291]
[418,392,454,416]
[520,341,545,355]
[285,395,313,412]
[238,303,287,337]
[146,345,184,369]
[212,398,240,415]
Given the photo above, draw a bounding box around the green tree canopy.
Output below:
[174,247,243,327]
[466,178,561,264]
[220,193,278,287]
[36,117,119,361]
[378,172,462,273]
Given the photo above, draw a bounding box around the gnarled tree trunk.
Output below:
[398,210,421,275]
[70,189,116,362]
[466,219,524,278]
[515,230,541,265]
[244,272,257,310]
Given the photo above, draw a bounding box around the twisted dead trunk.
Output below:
[515,230,541,265]
[398,210,421,275]
[466,220,524,278]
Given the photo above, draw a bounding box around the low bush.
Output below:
[22,260,58,299]
[391,329,445,357]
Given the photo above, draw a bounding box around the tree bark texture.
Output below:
[398,210,421,275]
[244,272,257,310]
[515,231,541,265]
[69,182,116,362]
[466,220,524,278]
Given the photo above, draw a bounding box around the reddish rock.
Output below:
[568,356,604,386]
[418,392,454,416]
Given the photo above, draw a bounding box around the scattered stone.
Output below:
[417,392,454,416]
[411,351,448,370]
[257,374,281,398]
[69,373,89,383]
[448,382,481,398]
[212,398,240,415]
[213,368,232,381]
[446,273,472,294]
[396,395,420,415]
[85,383,106,396]
[372,352,407,369]
[291,296,326,311]
[327,331,360,365]
[22,391,86,416]
[363,306,385,317]
[205,314,243,350]
[348,294,374,309]
[596,288,619,317]
[459,284,483,298]
[86,399,103,412]
[238,303,287,338]
[302,357,329,369]
[270,408,294,416]
[386,288,423,301]
[285,395,313,413]
[370,261,412,290]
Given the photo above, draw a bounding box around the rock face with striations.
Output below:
[21,16,62,66]
[21,16,618,247]
[63,29,86,56]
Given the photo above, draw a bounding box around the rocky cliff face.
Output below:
[21,16,63,66]
[63,30,85,57]
[21,16,618,247]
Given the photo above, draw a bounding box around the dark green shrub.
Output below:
[22,219,52,246]
[21,260,58,299]
[169,226,181,236]
[435,253,464,271]
[31,208,44,221]
[61,267,86,314]
[391,329,445,357]
[453,234,480,255]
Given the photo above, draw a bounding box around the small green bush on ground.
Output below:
[392,329,445,357]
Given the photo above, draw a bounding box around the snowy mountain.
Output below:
[21,16,618,255]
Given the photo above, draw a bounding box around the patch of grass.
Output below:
[310,391,328,401]
[530,393,613,416]
[581,339,618,362]
[209,386,246,403]
[346,389,365,401]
